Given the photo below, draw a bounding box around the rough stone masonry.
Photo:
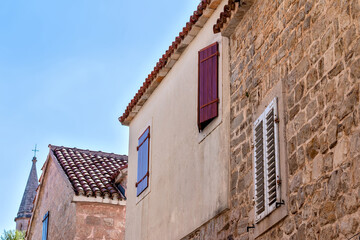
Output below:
[183,0,360,239]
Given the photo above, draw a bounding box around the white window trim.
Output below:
[253,97,281,223]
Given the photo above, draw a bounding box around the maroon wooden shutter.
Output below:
[198,42,219,131]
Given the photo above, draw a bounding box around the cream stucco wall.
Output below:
[125,1,230,239]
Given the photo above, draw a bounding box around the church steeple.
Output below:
[15,148,39,231]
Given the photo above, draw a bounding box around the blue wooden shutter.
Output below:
[42,212,49,240]
[198,42,219,131]
[136,127,150,196]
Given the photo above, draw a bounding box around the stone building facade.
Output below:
[183,0,360,239]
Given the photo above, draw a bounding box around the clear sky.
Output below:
[0,0,199,231]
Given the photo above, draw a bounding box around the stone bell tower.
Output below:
[15,150,39,231]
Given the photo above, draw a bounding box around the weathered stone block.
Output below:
[319,201,336,226]
[328,170,342,200]
[297,123,311,145]
[294,82,304,103]
[320,27,334,54]
[306,136,320,160]
[350,131,360,155]
[290,171,303,192]
[323,152,334,172]
[333,138,349,168]
[327,119,339,148]
[283,218,295,235]
[350,58,360,79]
[328,61,344,78]
[339,216,359,238]
[312,154,323,180]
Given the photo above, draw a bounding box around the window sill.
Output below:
[136,186,150,205]
[253,204,288,238]
[198,118,222,143]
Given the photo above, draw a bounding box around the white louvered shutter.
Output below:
[253,115,266,222]
[254,97,281,222]
[264,97,281,214]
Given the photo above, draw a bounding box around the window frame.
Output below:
[251,82,289,238]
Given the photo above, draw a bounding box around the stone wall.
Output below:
[16,218,29,232]
[27,158,76,240]
[75,202,126,240]
[183,0,360,239]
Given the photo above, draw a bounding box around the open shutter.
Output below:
[264,98,281,214]
[254,97,281,222]
[42,212,49,240]
[136,127,150,196]
[254,116,266,222]
[198,42,219,130]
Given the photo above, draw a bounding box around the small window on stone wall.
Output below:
[251,82,288,238]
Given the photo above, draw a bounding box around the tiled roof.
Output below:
[119,0,223,125]
[49,145,128,200]
[213,0,236,33]
[213,0,254,37]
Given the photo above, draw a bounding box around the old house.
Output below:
[15,156,38,232]
[26,145,128,240]
[119,1,230,239]
[120,0,360,239]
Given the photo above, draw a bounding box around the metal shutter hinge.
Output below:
[276,200,285,208]
[247,224,255,232]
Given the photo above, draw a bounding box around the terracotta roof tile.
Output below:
[119,0,215,125]
[49,145,128,200]
[213,0,237,33]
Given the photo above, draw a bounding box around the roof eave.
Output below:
[213,0,255,37]
[119,0,223,126]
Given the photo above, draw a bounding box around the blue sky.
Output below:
[0,0,199,231]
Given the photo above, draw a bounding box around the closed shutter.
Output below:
[254,97,281,222]
[136,127,150,196]
[198,42,219,131]
[42,212,49,240]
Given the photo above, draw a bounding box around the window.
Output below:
[136,126,150,196]
[198,42,219,131]
[116,183,126,200]
[253,97,281,222]
[42,211,49,240]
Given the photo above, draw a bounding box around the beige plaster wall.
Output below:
[125,2,231,240]
[75,202,126,240]
[27,158,76,240]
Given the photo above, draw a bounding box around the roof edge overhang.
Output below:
[213,0,255,37]
[119,0,223,126]
[72,195,126,206]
